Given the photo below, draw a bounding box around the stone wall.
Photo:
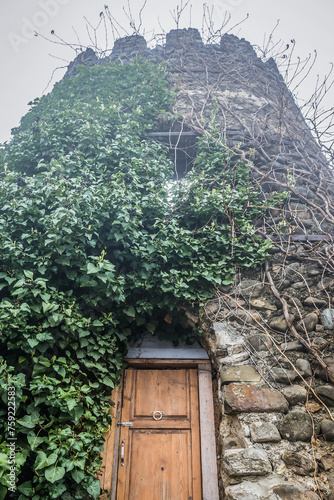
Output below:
[198,262,334,499]
[65,28,334,500]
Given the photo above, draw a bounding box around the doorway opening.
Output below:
[99,334,219,500]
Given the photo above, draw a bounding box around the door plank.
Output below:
[133,369,189,419]
[129,430,190,500]
[190,369,202,500]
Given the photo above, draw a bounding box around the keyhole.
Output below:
[161,466,165,471]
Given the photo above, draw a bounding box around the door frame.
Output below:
[99,358,219,500]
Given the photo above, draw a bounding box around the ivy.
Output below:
[0,58,274,498]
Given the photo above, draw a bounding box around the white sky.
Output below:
[0,0,333,144]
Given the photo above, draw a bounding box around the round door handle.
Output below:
[151,410,165,420]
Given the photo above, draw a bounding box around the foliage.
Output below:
[0,58,273,498]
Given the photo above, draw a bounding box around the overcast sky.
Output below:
[1,0,333,144]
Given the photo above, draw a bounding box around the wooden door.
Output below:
[116,368,202,500]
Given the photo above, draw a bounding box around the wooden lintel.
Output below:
[125,358,210,368]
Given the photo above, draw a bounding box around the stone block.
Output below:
[320,308,334,329]
[304,296,327,307]
[279,410,313,441]
[166,28,203,49]
[205,299,220,315]
[316,357,334,382]
[225,478,320,500]
[213,321,243,355]
[250,421,281,443]
[221,365,261,384]
[284,262,303,278]
[238,279,264,298]
[270,367,298,384]
[250,298,277,311]
[223,447,272,477]
[291,281,307,290]
[224,384,289,413]
[246,333,272,352]
[112,34,147,56]
[296,312,318,332]
[317,278,334,290]
[281,385,307,405]
[316,385,334,406]
[308,269,321,276]
[232,309,260,326]
[184,310,198,327]
[295,358,312,377]
[269,314,295,332]
[280,341,306,352]
[288,296,303,308]
[282,450,315,475]
[220,351,250,365]
[320,419,334,440]
[320,454,334,470]
[222,436,246,451]
[272,484,320,499]
[329,471,334,500]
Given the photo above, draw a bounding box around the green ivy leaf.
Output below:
[0,453,10,471]
[86,479,101,499]
[66,398,76,411]
[27,432,47,451]
[69,405,84,422]
[71,469,85,484]
[17,481,34,496]
[17,415,36,429]
[87,263,98,274]
[102,376,115,388]
[124,306,136,317]
[34,451,57,471]
[45,465,65,483]
[27,338,39,349]
[0,485,7,500]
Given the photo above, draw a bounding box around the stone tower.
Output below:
[67,28,334,499]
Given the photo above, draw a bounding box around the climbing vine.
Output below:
[0,58,273,499]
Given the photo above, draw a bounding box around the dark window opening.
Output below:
[146,129,197,180]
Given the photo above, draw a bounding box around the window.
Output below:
[147,128,197,180]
